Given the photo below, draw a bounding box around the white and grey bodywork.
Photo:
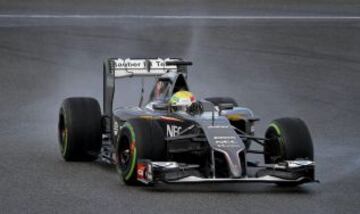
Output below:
[102,58,316,185]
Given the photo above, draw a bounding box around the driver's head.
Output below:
[169,91,196,112]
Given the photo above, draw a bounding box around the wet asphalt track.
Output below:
[0,1,360,213]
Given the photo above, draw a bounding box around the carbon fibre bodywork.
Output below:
[101,58,316,185]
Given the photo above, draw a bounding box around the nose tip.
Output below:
[229,161,243,178]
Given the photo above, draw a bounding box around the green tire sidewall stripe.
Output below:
[124,122,137,181]
[269,123,285,157]
[269,123,281,135]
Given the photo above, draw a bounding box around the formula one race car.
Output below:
[58,58,316,186]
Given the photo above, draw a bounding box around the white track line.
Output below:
[0,14,360,20]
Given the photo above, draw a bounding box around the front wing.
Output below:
[136,159,316,185]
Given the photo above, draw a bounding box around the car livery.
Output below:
[58,58,316,186]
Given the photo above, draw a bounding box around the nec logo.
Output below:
[166,125,182,137]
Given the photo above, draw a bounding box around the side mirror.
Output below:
[153,103,169,111]
[218,103,234,115]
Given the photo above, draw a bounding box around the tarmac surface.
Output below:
[0,1,360,213]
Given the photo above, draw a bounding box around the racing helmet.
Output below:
[169,91,196,112]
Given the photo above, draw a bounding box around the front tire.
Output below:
[264,117,313,164]
[58,97,102,161]
[116,119,165,185]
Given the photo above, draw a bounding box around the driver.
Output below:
[169,90,197,113]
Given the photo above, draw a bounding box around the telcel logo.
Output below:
[166,125,182,137]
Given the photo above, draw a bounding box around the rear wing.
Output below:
[112,58,179,78]
[102,58,192,137]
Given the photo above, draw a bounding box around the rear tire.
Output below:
[58,97,102,161]
[116,119,165,185]
[264,117,313,164]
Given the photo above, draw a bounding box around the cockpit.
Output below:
[148,73,189,104]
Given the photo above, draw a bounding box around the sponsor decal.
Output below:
[214,136,240,148]
[114,58,177,70]
[137,163,146,180]
[166,125,182,137]
[115,61,142,68]
[214,136,236,140]
[208,125,229,129]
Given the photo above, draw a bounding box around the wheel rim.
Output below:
[265,126,284,163]
[120,149,131,168]
[118,137,131,172]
